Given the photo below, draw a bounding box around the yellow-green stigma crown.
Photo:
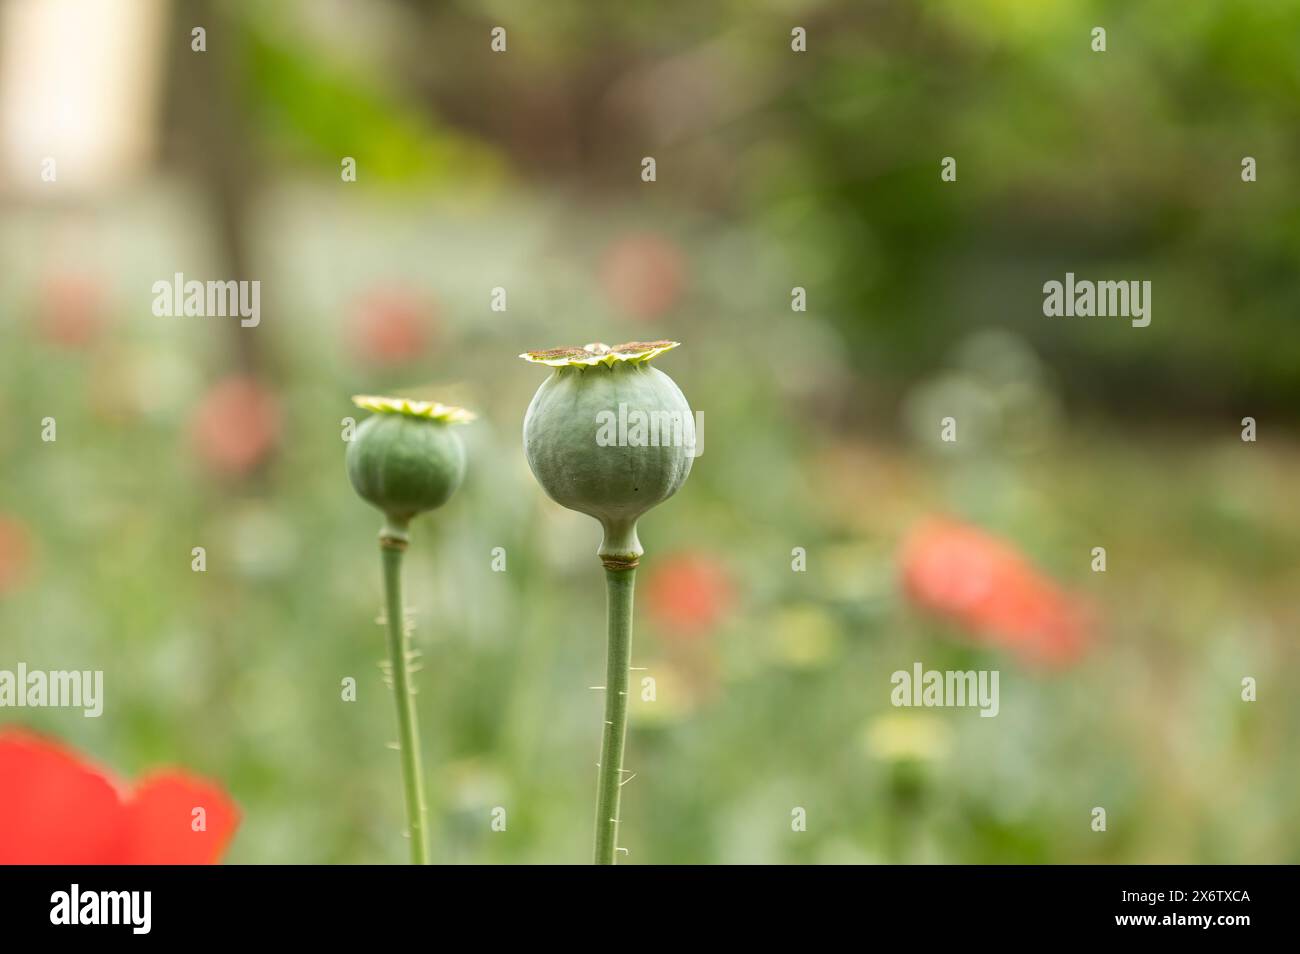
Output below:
[351,395,476,423]
[519,340,680,368]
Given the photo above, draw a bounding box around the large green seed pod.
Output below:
[346,395,472,534]
[521,341,694,566]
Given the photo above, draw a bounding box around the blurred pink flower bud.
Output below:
[0,514,32,595]
[36,273,108,349]
[346,287,435,366]
[189,376,281,477]
[599,232,687,320]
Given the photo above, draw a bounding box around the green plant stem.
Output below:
[594,565,637,865]
[380,532,428,865]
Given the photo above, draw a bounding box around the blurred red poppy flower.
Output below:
[0,515,32,595]
[346,287,435,366]
[0,729,239,864]
[598,232,687,320]
[645,552,735,638]
[899,517,1091,667]
[189,375,281,477]
[36,273,108,349]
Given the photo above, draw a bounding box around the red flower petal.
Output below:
[0,729,239,864]
[900,517,1094,667]
[645,553,735,637]
[0,729,123,864]
[119,773,240,865]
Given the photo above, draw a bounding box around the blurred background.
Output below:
[1,0,1298,863]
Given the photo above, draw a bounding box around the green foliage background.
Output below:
[1,0,1298,863]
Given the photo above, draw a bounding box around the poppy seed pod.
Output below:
[345,393,471,864]
[521,341,694,567]
[346,395,473,537]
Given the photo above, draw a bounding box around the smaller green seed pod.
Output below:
[345,393,470,864]
[346,395,473,537]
